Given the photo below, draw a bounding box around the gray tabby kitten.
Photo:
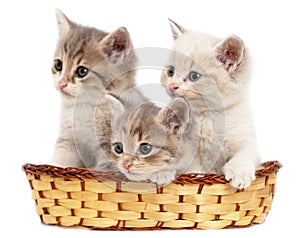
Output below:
[108,96,200,184]
[161,20,260,188]
[51,10,145,170]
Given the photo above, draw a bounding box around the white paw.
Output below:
[223,159,256,189]
[148,170,176,185]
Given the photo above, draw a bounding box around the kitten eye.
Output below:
[167,66,175,77]
[139,143,153,155]
[189,71,202,82]
[113,142,123,154]
[75,66,89,78]
[54,59,63,72]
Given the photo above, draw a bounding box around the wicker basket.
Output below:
[23,161,281,230]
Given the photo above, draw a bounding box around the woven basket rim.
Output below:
[22,160,281,185]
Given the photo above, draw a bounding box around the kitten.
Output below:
[51,10,145,170]
[160,19,260,188]
[107,95,200,185]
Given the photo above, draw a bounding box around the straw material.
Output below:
[23,161,281,230]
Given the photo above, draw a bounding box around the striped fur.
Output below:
[109,98,200,185]
[51,10,145,171]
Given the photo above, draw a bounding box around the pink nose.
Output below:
[122,161,132,171]
[59,82,68,90]
[169,83,179,92]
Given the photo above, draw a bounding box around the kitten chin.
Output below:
[114,152,175,174]
[112,147,178,184]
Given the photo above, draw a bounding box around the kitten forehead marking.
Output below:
[57,26,107,68]
[128,103,160,143]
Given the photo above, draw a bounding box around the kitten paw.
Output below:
[223,159,256,189]
[148,170,176,185]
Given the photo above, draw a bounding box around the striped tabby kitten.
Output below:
[161,20,260,188]
[51,10,145,170]
[108,96,200,184]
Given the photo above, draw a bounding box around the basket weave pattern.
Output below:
[23,161,281,230]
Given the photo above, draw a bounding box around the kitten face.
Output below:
[109,99,189,181]
[161,20,251,109]
[52,10,134,97]
[52,52,96,97]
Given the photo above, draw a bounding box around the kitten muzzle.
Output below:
[59,82,68,91]
[169,83,179,93]
[122,161,133,171]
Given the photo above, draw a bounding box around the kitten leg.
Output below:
[51,138,84,168]
[223,141,260,189]
[148,169,176,185]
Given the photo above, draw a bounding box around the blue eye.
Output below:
[189,71,202,82]
[139,143,153,155]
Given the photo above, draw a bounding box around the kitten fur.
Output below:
[51,10,146,170]
[161,20,260,188]
[108,95,200,184]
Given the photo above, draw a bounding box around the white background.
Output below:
[1,0,299,237]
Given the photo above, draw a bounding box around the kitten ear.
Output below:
[100,27,132,64]
[157,98,189,135]
[168,19,185,40]
[104,93,124,113]
[55,9,71,37]
[214,35,245,74]
[104,93,125,131]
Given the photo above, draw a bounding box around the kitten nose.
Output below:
[169,83,179,92]
[59,82,68,90]
[122,161,132,171]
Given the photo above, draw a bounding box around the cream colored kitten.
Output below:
[161,20,260,188]
[107,95,200,184]
[51,10,145,170]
